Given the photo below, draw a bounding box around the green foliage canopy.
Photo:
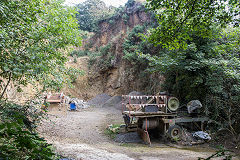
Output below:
[142,0,240,134]
[145,0,240,49]
[0,0,82,96]
[76,0,115,32]
[0,0,82,158]
[141,26,240,133]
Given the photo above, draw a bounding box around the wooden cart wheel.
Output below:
[167,125,182,140]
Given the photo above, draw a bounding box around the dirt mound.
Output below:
[115,101,123,111]
[122,91,145,107]
[115,132,144,143]
[87,93,111,106]
[102,96,122,109]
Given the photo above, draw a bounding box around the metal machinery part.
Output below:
[144,105,158,112]
[142,118,159,130]
[123,115,130,127]
[167,124,182,139]
[167,97,180,111]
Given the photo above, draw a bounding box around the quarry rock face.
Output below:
[86,2,163,96]
[91,3,150,48]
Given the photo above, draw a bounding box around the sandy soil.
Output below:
[37,103,231,160]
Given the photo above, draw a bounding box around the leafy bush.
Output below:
[104,124,121,139]
[123,25,154,65]
[125,0,135,8]
[99,43,112,56]
[0,0,82,96]
[73,57,77,63]
[67,67,85,83]
[108,19,114,25]
[114,6,125,16]
[143,0,240,135]
[86,43,115,70]
[95,46,99,51]
[70,50,89,57]
[96,55,115,71]
[88,52,101,67]
[137,4,145,11]
[75,0,116,32]
[122,13,129,24]
[0,101,57,159]
[0,0,82,158]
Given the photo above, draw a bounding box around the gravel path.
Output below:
[40,107,109,144]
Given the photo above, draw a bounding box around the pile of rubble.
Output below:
[87,93,111,106]
[64,96,89,110]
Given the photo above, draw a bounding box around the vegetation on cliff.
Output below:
[75,0,116,32]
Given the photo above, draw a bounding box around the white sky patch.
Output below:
[63,0,128,7]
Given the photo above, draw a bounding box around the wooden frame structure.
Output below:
[121,94,208,145]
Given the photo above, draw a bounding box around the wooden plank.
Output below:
[175,117,209,123]
[123,111,176,116]
[126,104,165,106]
[46,99,61,103]
[123,111,163,115]
[137,128,151,145]
[135,115,176,118]
[162,117,209,124]
[46,93,63,103]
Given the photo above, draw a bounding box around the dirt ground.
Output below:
[37,103,238,160]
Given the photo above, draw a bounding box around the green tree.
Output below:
[0,0,82,159]
[0,0,82,97]
[145,0,240,49]
[142,26,240,134]
[76,0,115,32]
[141,0,240,135]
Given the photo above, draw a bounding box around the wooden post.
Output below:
[201,122,204,131]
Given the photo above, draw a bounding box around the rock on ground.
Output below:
[115,132,144,143]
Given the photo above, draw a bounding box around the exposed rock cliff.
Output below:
[85,1,163,96]
[90,2,149,48]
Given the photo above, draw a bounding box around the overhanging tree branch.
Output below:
[0,72,12,99]
[176,0,198,33]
